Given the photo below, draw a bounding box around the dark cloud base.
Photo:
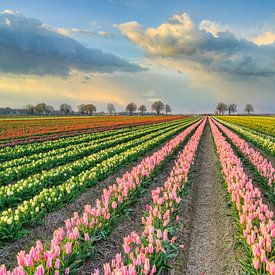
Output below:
[0,10,144,76]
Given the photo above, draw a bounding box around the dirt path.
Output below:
[175,124,240,275]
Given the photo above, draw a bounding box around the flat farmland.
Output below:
[0,116,274,275]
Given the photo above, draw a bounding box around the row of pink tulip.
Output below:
[93,118,206,274]
[209,117,275,274]
[213,118,275,187]
[0,118,205,275]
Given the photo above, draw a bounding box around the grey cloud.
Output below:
[0,10,144,76]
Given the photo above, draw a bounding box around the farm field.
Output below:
[218,116,275,137]
[0,115,274,275]
[0,116,184,147]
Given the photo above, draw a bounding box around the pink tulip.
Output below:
[144,258,150,274]
[65,242,72,255]
[35,265,44,275]
[253,258,260,269]
[103,263,111,275]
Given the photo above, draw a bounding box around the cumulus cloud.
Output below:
[199,20,229,37]
[253,31,275,45]
[0,10,143,76]
[118,13,275,77]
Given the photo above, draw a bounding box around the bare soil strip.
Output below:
[173,124,240,275]
[0,131,189,268]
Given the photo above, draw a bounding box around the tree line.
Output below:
[125,101,172,116]
[7,100,172,116]
[216,103,254,115]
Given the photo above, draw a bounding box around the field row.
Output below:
[218,116,275,138]
[0,117,198,241]
[0,119,192,184]
[0,116,184,143]
[0,118,193,162]
[216,117,275,156]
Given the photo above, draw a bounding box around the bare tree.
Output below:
[34,103,47,115]
[126,103,137,116]
[45,104,54,115]
[24,104,35,115]
[107,103,116,115]
[244,104,254,114]
[228,104,237,115]
[151,101,164,115]
[78,104,86,115]
[138,105,147,115]
[165,104,172,115]
[216,102,227,115]
[83,104,97,115]
[60,103,72,115]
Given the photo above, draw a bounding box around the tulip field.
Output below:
[0,116,183,148]
[0,115,274,274]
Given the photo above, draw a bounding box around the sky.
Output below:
[0,0,275,114]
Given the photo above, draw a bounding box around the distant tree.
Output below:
[45,104,54,115]
[126,103,137,115]
[34,103,48,115]
[228,104,237,115]
[138,105,147,115]
[216,102,227,115]
[25,104,35,115]
[60,103,72,115]
[0,107,12,115]
[83,104,97,115]
[78,104,86,115]
[165,104,172,115]
[244,104,254,114]
[107,103,116,115]
[152,101,165,115]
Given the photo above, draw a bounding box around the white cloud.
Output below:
[199,20,228,37]
[1,10,19,15]
[253,31,275,45]
[56,27,112,38]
